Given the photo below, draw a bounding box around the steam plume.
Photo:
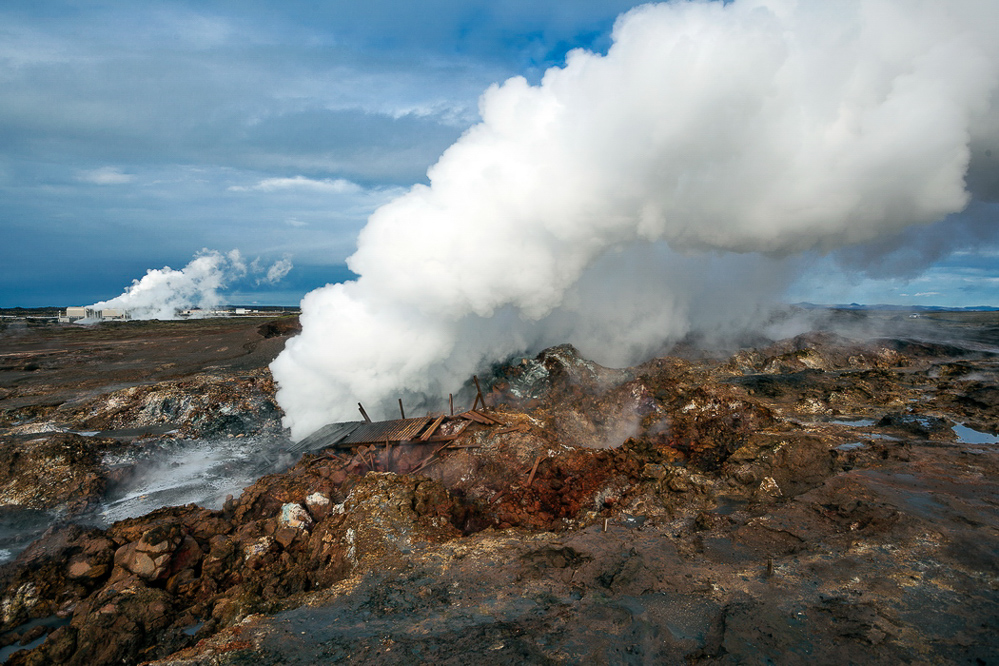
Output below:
[90,249,293,319]
[272,0,999,439]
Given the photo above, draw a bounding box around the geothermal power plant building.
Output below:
[60,307,130,323]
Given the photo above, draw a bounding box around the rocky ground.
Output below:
[0,310,997,665]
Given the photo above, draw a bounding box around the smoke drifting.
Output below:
[90,249,293,319]
[272,0,999,440]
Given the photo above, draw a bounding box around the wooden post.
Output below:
[398,398,406,419]
[473,375,484,410]
[449,393,454,416]
[358,402,372,423]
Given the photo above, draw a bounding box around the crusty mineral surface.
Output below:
[0,310,997,664]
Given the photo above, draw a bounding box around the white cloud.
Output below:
[76,167,134,185]
[229,176,362,194]
[262,256,294,284]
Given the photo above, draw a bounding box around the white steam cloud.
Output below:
[272,0,999,439]
[90,249,293,319]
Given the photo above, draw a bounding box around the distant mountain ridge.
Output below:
[794,303,999,312]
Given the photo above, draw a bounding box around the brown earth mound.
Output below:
[0,310,997,664]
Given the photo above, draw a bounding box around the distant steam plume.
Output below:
[272,0,999,439]
[90,249,293,319]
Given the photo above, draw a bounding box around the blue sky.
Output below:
[2,0,997,308]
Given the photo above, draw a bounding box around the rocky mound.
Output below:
[0,313,997,664]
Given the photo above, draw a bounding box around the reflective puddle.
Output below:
[952,424,999,445]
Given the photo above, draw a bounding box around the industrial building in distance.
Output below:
[56,305,298,323]
[59,307,129,323]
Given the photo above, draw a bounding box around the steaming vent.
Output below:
[271,0,999,440]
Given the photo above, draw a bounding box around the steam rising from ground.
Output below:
[272,0,999,439]
[90,249,293,320]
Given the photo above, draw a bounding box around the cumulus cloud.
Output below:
[272,0,999,439]
[76,167,134,185]
[257,255,294,285]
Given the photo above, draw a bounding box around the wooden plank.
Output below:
[411,441,452,474]
[422,434,463,444]
[419,414,447,441]
[493,424,528,435]
[396,416,433,441]
[358,403,372,423]
[461,410,493,425]
[526,456,542,487]
[467,410,506,426]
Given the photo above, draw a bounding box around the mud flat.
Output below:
[0,310,998,664]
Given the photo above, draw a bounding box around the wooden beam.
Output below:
[398,398,406,419]
[473,375,484,409]
[419,414,447,441]
[411,441,452,474]
[358,403,372,423]
[527,456,542,487]
[464,410,506,426]
[461,410,493,425]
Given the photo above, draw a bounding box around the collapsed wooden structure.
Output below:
[291,409,506,455]
[290,375,504,455]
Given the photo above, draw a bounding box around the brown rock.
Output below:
[305,492,332,521]
[274,526,300,549]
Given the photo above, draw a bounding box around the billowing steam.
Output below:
[272,0,999,439]
[90,249,293,320]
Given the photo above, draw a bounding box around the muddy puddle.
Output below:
[0,616,69,664]
[953,423,999,444]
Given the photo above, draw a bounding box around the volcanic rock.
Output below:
[0,433,113,514]
[2,310,999,664]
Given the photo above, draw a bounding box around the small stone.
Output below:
[757,476,782,497]
[243,536,277,564]
[694,512,716,530]
[729,444,759,462]
[641,464,668,481]
[274,526,299,549]
[734,467,758,485]
[668,476,689,492]
[280,502,314,530]
[67,554,108,580]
